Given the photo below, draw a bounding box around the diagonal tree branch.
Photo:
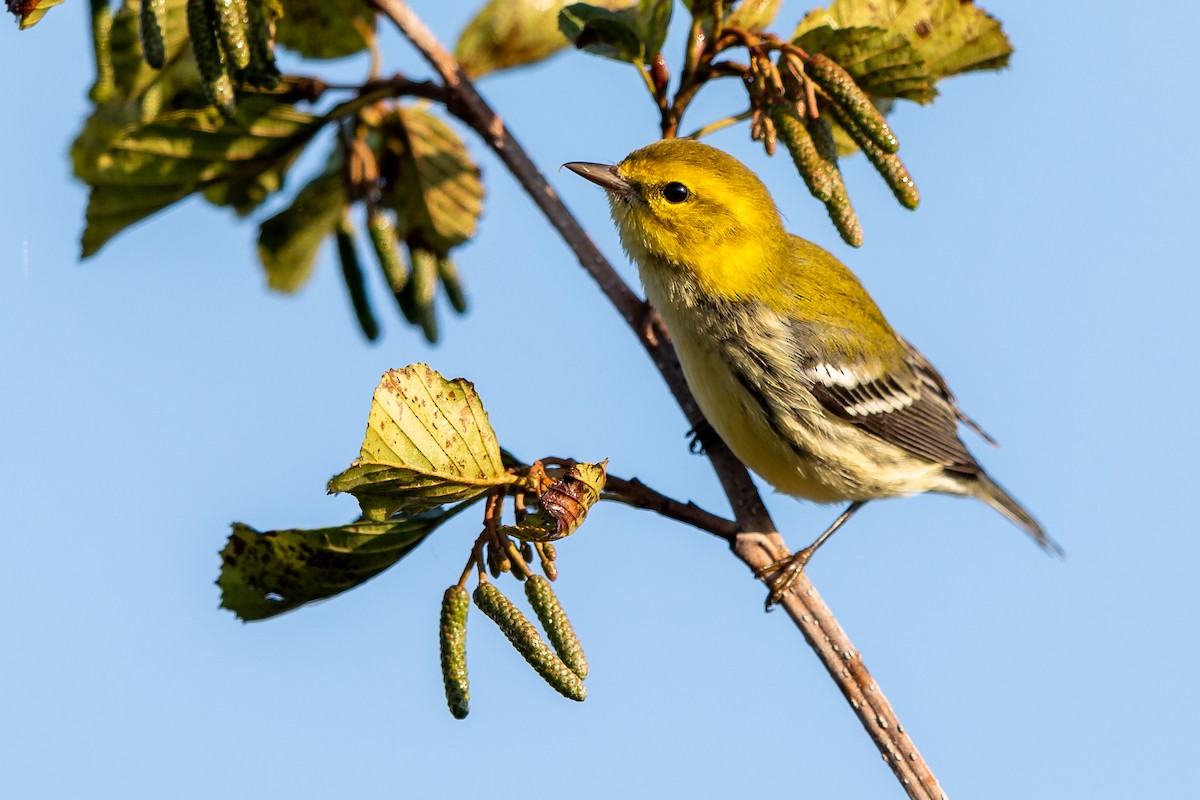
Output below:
[368,2,946,797]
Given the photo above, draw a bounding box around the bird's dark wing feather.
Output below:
[804,345,981,475]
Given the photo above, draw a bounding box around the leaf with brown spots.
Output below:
[795,0,1012,81]
[218,507,467,621]
[328,364,515,521]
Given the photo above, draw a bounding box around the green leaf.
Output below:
[794,25,935,103]
[218,511,456,621]
[794,0,1012,81]
[455,0,577,79]
[8,0,64,29]
[726,0,782,31]
[455,0,636,78]
[558,0,670,63]
[380,107,484,255]
[256,166,345,292]
[73,89,322,256]
[559,3,643,63]
[328,364,514,521]
[637,0,671,59]
[274,0,375,59]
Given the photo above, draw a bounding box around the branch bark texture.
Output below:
[369,2,947,797]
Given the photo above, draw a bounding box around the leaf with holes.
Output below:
[328,364,514,520]
[218,508,465,621]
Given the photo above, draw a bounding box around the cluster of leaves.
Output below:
[22,0,1014,345]
[68,0,480,342]
[218,364,605,715]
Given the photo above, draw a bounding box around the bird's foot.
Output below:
[686,420,716,455]
[755,546,816,610]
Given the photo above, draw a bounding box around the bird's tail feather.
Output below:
[975,473,1064,557]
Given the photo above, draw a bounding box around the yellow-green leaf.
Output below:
[274,0,374,59]
[380,107,484,255]
[795,0,1011,81]
[328,365,513,521]
[726,0,781,31]
[455,0,582,79]
[8,0,64,29]
[794,25,935,103]
[217,512,451,621]
[73,90,320,256]
[256,166,345,292]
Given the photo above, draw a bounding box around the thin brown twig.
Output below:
[602,475,739,541]
[368,2,945,797]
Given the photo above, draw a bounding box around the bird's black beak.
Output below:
[563,162,635,196]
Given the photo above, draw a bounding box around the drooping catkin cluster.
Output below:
[472,582,586,702]
[765,50,920,246]
[143,0,280,116]
[437,573,589,718]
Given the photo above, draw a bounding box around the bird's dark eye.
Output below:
[662,182,690,203]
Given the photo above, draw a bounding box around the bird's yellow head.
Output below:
[565,139,790,298]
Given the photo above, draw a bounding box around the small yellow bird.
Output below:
[566,139,1060,605]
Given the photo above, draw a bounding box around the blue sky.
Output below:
[3,2,1198,798]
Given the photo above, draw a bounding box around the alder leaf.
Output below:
[379,106,484,255]
[328,365,514,521]
[73,90,323,256]
[274,0,375,59]
[795,25,935,103]
[455,0,635,78]
[218,509,464,621]
[256,165,346,292]
[795,0,1012,82]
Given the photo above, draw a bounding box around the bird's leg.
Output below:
[757,501,867,609]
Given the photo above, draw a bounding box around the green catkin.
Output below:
[436,255,469,314]
[825,178,863,247]
[439,586,470,720]
[408,247,440,344]
[334,215,381,342]
[367,210,408,295]
[187,0,236,115]
[213,0,251,70]
[473,583,586,701]
[524,575,588,679]
[242,0,281,89]
[806,53,898,154]
[823,101,919,210]
[139,0,167,69]
[770,104,833,202]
